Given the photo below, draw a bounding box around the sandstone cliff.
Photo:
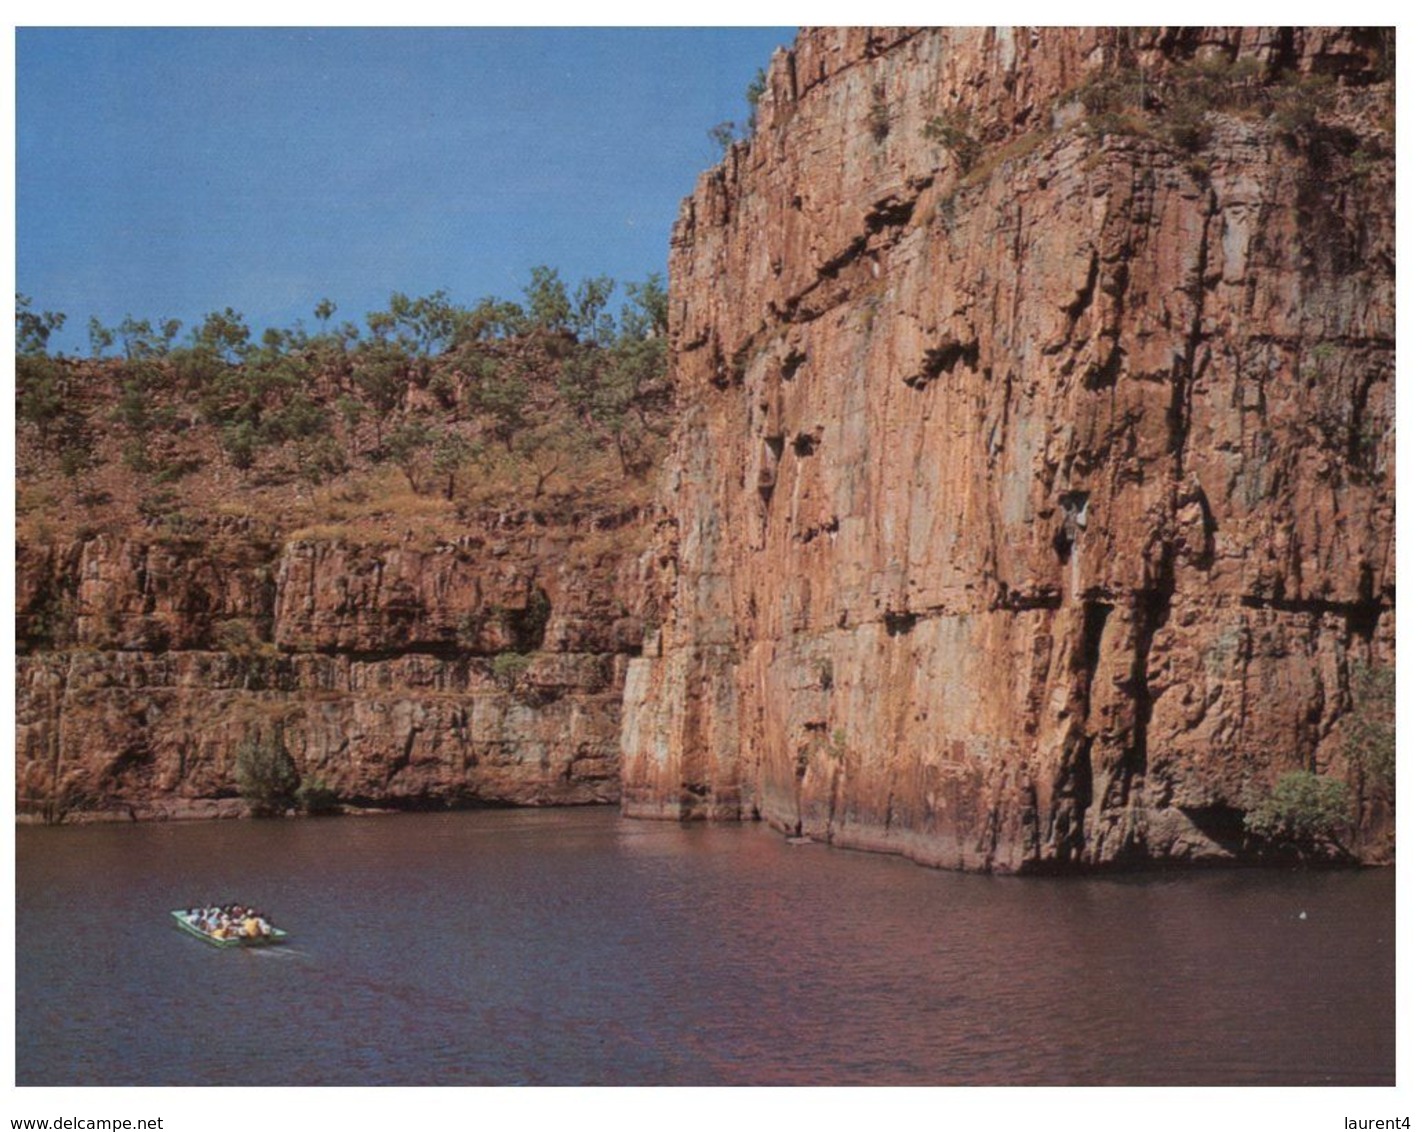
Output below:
[16,282,671,820]
[620,27,1395,869]
[17,510,653,819]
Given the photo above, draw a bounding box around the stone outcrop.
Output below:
[17,510,653,819]
[621,28,1395,869]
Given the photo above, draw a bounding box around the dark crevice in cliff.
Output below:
[1239,591,1389,644]
[992,585,1063,612]
[1080,602,1111,721]
[817,236,868,282]
[1083,342,1122,391]
[508,585,552,653]
[1053,491,1090,562]
[1168,185,1218,481]
[1126,557,1174,801]
[1048,735,1093,865]
[906,335,979,389]
[776,177,932,328]
[792,430,821,457]
[882,610,918,636]
[864,195,916,235]
[1065,250,1100,328]
[794,516,838,545]
[758,435,784,503]
[1179,803,1247,851]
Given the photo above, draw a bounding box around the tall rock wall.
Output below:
[621,28,1395,869]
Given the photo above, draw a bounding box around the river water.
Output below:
[14,807,1393,1086]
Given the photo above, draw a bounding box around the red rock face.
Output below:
[621,28,1395,869]
[17,513,652,819]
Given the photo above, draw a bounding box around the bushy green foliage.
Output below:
[868,84,891,142]
[706,63,770,153]
[523,266,573,334]
[556,273,671,474]
[1244,770,1351,849]
[386,420,436,491]
[294,433,348,486]
[923,110,982,174]
[16,267,673,519]
[745,67,767,131]
[431,429,480,500]
[1344,664,1394,802]
[192,307,252,363]
[16,294,67,356]
[708,121,737,153]
[296,777,342,815]
[491,651,532,690]
[466,361,530,452]
[1069,54,1344,155]
[17,353,68,436]
[234,734,300,817]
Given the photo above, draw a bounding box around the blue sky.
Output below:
[16,27,795,354]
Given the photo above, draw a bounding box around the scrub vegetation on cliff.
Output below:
[15,269,671,820]
[925,32,1394,227]
[16,268,672,553]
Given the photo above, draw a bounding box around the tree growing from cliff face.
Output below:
[353,339,408,449]
[708,121,737,154]
[432,429,480,501]
[386,419,435,493]
[745,66,767,132]
[1244,770,1351,857]
[235,733,300,817]
[466,359,530,452]
[923,110,983,174]
[1344,664,1394,805]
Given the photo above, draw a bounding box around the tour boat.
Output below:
[170,909,288,948]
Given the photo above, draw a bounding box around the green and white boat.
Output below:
[171,909,288,948]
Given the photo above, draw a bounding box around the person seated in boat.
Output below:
[243,915,263,939]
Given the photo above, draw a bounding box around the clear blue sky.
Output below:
[16,27,795,355]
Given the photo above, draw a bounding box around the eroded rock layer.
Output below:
[621,27,1395,869]
[17,511,651,819]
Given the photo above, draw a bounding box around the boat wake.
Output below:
[250,946,309,961]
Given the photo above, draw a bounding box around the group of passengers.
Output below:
[184,903,276,940]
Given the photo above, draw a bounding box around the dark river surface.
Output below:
[15,807,1393,1086]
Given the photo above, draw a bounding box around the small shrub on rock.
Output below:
[235,734,299,817]
[1244,770,1350,853]
[296,777,342,815]
[491,651,532,691]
